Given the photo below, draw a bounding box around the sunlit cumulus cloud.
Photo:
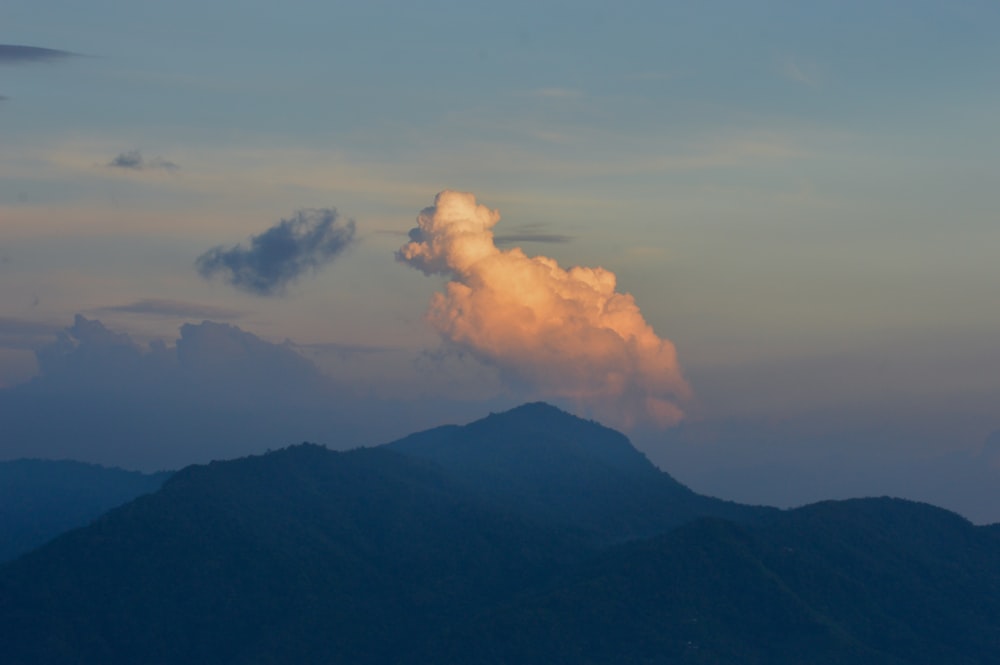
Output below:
[397,190,691,428]
[197,208,356,296]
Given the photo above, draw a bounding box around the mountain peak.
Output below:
[394,401,658,478]
[485,401,579,421]
[384,402,771,542]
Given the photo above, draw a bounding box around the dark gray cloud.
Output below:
[197,208,356,296]
[0,95,8,102]
[108,150,178,172]
[493,223,574,246]
[109,150,143,169]
[99,298,244,321]
[0,45,76,64]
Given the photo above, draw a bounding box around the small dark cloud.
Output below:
[0,45,76,64]
[494,223,574,246]
[196,208,356,296]
[99,298,245,321]
[108,150,178,172]
[0,95,8,102]
[109,150,143,169]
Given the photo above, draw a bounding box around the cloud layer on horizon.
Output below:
[2,316,997,523]
[397,190,691,429]
[0,315,518,468]
[0,315,350,467]
[197,208,356,296]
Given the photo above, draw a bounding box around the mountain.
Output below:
[388,402,774,542]
[428,498,1000,664]
[0,443,582,664]
[0,459,170,562]
[0,403,997,664]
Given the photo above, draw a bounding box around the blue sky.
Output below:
[2,1,999,520]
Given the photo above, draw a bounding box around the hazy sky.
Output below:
[2,1,999,520]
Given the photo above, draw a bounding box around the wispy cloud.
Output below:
[197,208,356,296]
[494,223,574,246]
[528,87,582,99]
[292,341,394,360]
[0,44,76,64]
[0,45,76,103]
[626,71,680,82]
[782,58,819,88]
[108,149,179,172]
[98,298,245,321]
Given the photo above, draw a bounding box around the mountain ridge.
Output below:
[0,402,997,663]
[0,442,585,664]
[427,497,1000,664]
[0,458,170,563]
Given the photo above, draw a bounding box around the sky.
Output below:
[2,1,999,521]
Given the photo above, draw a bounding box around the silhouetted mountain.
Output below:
[0,443,582,664]
[0,404,998,664]
[388,402,773,542]
[0,459,170,562]
[430,498,1000,664]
